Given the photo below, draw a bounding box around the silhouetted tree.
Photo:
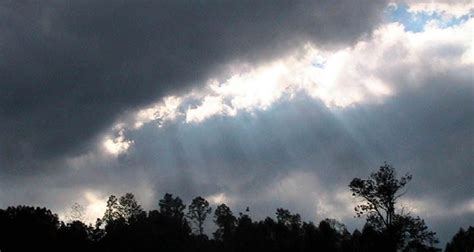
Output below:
[66,202,85,223]
[0,206,61,251]
[118,192,144,223]
[0,179,457,252]
[350,163,411,228]
[349,162,438,251]
[90,218,106,243]
[159,193,186,220]
[445,226,474,252]
[103,193,144,226]
[234,211,256,251]
[301,221,319,251]
[187,196,212,236]
[358,224,386,251]
[213,203,237,242]
[276,208,302,228]
[58,220,93,252]
[103,195,121,225]
[318,219,341,251]
[274,209,304,251]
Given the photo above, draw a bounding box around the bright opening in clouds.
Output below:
[102,127,134,156]
[113,6,472,132]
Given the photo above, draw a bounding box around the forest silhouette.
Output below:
[0,163,472,252]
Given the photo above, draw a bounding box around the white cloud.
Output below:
[207,192,235,206]
[83,191,107,224]
[134,96,183,129]
[169,16,470,124]
[264,171,356,221]
[402,0,473,18]
[141,42,395,125]
[102,8,472,158]
[186,95,234,123]
[102,126,134,156]
[57,190,107,224]
[400,197,474,218]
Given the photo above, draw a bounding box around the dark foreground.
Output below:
[0,164,472,252]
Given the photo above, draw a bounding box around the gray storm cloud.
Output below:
[0,0,387,170]
[0,0,472,247]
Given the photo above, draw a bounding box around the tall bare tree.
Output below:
[349,162,437,251]
[66,202,85,223]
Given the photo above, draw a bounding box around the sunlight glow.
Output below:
[183,44,394,123]
[268,171,355,221]
[102,127,133,156]
[207,193,233,206]
[100,7,472,155]
[134,96,183,129]
[83,191,107,224]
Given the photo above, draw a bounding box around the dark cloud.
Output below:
[1,0,472,247]
[338,77,474,204]
[116,71,473,244]
[0,0,387,170]
[2,68,470,243]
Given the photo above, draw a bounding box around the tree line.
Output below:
[0,163,472,251]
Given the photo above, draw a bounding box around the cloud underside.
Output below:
[0,0,388,164]
[0,1,473,245]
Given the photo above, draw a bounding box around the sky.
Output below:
[0,0,473,246]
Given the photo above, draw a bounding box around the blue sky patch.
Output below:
[386,3,472,32]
